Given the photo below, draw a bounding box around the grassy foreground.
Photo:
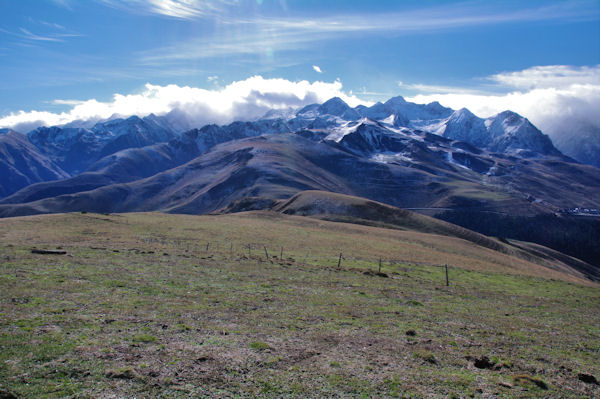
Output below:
[0,211,599,398]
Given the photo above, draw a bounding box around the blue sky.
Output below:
[1,0,599,134]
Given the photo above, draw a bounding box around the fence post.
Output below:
[338,252,343,270]
[264,246,269,260]
[303,252,309,266]
[445,264,449,287]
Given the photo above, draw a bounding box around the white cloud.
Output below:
[138,30,312,65]
[406,65,600,142]
[110,0,599,27]
[98,0,233,19]
[135,1,598,63]
[19,27,57,42]
[489,65,600,90]
[0,24,81,46]
[0,76,369,132]
[313,65,322,74]
[51,99,87,106]
[39,21,66,30]
[50,0,73,10]
[402,83,490,95]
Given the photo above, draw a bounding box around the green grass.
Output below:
[249,341,271,351]
[0,211,599,398]
[132,334,158,344]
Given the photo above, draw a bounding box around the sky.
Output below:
[0,0,599,138]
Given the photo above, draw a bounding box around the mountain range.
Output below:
[1,96,599,268]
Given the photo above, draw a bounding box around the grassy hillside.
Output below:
[1,212,599,398]
[268,191,598,281]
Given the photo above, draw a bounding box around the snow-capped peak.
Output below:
[317,97,360,120]
[384,96,407,108]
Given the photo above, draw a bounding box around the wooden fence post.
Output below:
[445,264,449,287]
[303,252,309,266]
[337,252,343,270]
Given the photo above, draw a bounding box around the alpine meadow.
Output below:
[1,1,599,398]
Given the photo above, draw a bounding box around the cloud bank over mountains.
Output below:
[407,65,600,142]
[0,76,367,132]
[1,65,599,150]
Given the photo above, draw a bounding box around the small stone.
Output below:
[473,356,495,369]
[578,373,599,385]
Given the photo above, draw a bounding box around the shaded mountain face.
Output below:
[27,115,177,175]
[0,119,293,204]
[0,140,197,205]
[2,126,599,219]
[0,130,69,198]
[551,123,600,168]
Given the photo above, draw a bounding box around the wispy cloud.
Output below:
[19,28,64,42]
[399,82,493,96]
[0,22,81,46]
[97,0,234,19]
[99,0,599,26]
[251,2,596,34]
[138,29,314,65]
[50,0,73,10]
[135,1,599,64]
[28,17,66,30]
[39,21,66,30]
[313,65,323,74]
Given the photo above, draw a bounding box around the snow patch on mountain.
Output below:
[371,152,414,164]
